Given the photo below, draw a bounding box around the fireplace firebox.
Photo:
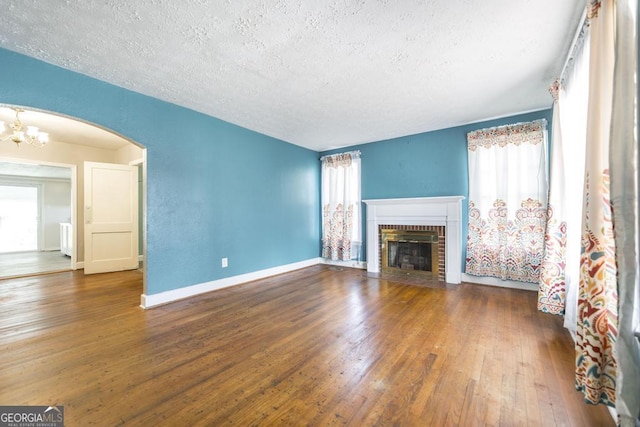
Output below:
[381,229,439,279]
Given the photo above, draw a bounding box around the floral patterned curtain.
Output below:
[321,151,361,261]
[537,0,639,417]
[538,22,590,319]
[575,0,618,407]
[465,120,548,283]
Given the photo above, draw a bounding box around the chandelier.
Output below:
[0,108,49,147]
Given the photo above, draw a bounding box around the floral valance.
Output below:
[588,0,602,21]
[549,79,561,102]
[467,120,547,151]
[320,151,361,168]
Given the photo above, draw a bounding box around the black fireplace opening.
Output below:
[387,240,432,272]
[381,229,439,279]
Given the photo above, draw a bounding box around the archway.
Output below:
[0,105,146,294]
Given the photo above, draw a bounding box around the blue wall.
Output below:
[1,46,553,289]
[321,109,553,270]
[0,48,320,295]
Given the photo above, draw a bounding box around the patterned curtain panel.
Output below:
[575,0,618,407]
[538,23,590,318]
[465,120,549,283]
[321,151,361,261]
[538,85,568,315]
[609,0,640,422]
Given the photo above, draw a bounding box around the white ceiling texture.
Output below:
[0,0,584,152]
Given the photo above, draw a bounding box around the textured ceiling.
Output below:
[0,0,583,152]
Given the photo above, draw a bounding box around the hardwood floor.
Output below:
[0,265,613,426]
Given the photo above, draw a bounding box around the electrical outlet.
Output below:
[221,257,228,268]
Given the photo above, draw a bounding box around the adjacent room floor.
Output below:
[0,250,71,279]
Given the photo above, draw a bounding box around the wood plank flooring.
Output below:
[0,265,613,426]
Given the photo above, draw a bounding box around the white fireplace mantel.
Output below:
[363,196,465,284]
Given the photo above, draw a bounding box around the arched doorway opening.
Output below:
[0,105,146,294]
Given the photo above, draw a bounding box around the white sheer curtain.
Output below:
[321,151,362,261]
[537,21,591,330]
[609,0,639,423]
[558,29,591,334]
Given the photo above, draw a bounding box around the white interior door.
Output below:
[84,161,138,274]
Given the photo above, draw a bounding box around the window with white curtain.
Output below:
[465,120,549,283]
[320,151,361,261]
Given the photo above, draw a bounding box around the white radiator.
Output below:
[59,222,72,257]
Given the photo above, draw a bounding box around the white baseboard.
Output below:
[321,259,367,269]
[461,273,537,291]
[140,257,323,309]
[74,258,143,270]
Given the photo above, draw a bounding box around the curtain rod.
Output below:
[469,118,547,135]
[319,150,361,161]
[559,7,588,84]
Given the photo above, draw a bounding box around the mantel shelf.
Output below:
[363,196,465,206]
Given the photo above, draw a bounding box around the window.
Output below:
[0,184,39,253]
[465,120,548,283]
[320,151,361,261]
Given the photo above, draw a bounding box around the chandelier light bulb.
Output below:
[26,125,40,137]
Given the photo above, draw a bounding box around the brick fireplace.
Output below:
[379,225,445,281]
[363,196,464,284]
